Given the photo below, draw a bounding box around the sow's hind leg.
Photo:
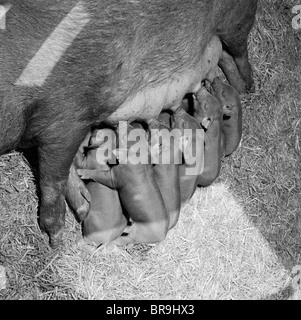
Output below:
[37,121,90,249]
[218,50,248,95]
[219,47,254,95]
[217,0,258,93]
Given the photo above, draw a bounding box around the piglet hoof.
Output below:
[239,80,255,98]
[49,230,64,249]
[246,81,255,94]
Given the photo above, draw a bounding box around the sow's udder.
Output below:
[66,35,222,220]
[106,36,222,123]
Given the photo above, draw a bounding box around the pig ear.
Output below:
[90,129,115,148]
[201,117,211,130]
[172,117,185,132]
[221,89,227,99]
[73,149,86,168]
[89,130,106,147]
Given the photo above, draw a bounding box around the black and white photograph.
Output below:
[0,0,300,301]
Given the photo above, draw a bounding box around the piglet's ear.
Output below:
[172,116,185,132]
[201,117,211,130]
[90,129,116,148]
[73,149,86,168]
[196,87,206,99]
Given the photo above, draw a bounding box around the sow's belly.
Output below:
[107,36,222,123]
